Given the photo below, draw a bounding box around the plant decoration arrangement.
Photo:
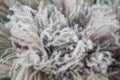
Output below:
[0,0,120,80]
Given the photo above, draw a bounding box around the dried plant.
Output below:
[0,0,120,80]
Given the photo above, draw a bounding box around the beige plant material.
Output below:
[19,0,42,9]
[0,23,16,79]
[83,5,120,47]
[0,0,42,22]
[0,0,120,80]
[0,23,11,53]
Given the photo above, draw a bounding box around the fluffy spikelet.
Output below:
[82,5,120,51]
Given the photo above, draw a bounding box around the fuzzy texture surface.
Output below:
[0,0,120,80]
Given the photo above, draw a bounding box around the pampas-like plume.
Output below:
[0,0,120,80]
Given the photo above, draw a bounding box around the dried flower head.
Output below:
[0,0,120,80]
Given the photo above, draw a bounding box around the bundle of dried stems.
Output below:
[0,0,120,80]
